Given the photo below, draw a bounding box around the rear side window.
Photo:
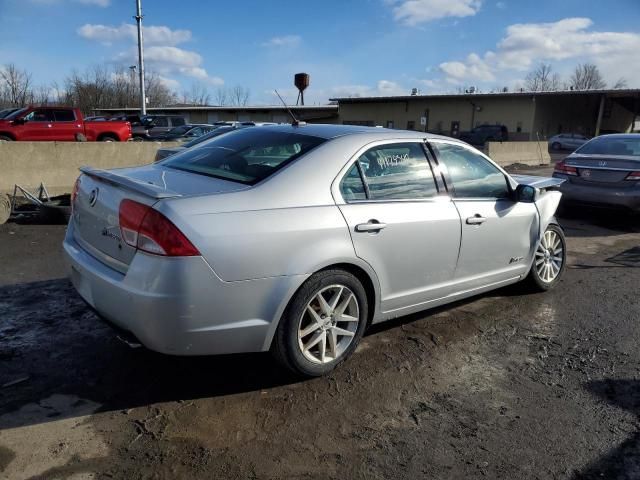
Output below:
[357,143,437,200]
[340,164,367,201]
[163,129,325,185]
[433,142,510,198]
[171,117,186,126]
[53,110,76,122]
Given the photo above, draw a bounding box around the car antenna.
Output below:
[274,89,306,127]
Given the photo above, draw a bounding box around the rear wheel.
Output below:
[272,269,368,377]
[100,135,117,142]
[0,135,13,141]
[526,223,566,291]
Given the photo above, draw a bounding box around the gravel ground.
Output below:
[0,176,639,479]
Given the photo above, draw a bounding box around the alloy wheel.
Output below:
[535,229,564,283]
[297,284,360,364]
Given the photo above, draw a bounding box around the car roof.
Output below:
[256,123,457,142]
[594,133,640,140]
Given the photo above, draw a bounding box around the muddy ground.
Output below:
[1,173,639,479]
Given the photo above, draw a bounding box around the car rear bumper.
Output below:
[554,175,640,211]
[63,222,305,355]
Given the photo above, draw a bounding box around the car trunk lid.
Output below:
[72,164,249,271]
[564,155,640,186]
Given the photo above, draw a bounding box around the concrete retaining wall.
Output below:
[0,141,179,195]
[485,141,551,167]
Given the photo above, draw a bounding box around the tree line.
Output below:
[0,63,250,114]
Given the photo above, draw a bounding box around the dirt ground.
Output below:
[1,169,639,479]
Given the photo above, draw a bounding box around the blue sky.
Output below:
[0,0,639,104]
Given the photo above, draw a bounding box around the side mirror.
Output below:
[515,184,538,203]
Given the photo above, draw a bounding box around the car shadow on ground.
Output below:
[0,274,541,431]
[573,379,640,479]
[558,207,640,237]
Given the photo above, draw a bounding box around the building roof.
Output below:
[98,105,338,112]
[331,89,640,103]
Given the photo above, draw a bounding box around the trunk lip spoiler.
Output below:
[511,174,565,190]
[79,166,182,199]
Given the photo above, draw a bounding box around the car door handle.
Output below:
[355,220,387,232]
[466,214,487,225]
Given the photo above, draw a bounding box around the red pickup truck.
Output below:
[0,106,131,142]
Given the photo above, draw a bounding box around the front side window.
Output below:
[356,142,437,200]
[163,129,325,185]
[171,117,186,126]
[24,109,52,122]
[433,142,510,199]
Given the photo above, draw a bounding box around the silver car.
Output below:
[64,125,566,376]
[548,133,589,151]
[553,134,640,211]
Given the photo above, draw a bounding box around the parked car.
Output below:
[0,107,131,141]
[148,124,216,142]
[65,125,565,377]
[154,125,246,161]
[459,124,508,145]
[553,133,640,211]
[135,115,186,139]
[0,108,21,119]
[548,133,589,151]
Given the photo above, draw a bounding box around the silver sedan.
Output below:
[64,125,566,376]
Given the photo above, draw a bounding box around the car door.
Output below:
[51,109,83,141]
[21,108,55,140]
[335,141,462,315]
[430,140,538,292]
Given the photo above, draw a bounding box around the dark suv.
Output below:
[131,115,187,140]
[459,125,508,146]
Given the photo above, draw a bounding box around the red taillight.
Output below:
[118,199,200,256]
[554,160,577,176]
[625,171,640,181]
[71,177,81,210]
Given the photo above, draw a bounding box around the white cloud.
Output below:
[437,17,640,87]
[115,46,224,87]
[387,0,482,25]
[77,23,191,46]
[261,35,301,48]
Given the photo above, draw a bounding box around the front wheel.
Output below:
[272,269,368,377]
[100,135,117,142]
[0,135,13,142]
[526,223,566,291]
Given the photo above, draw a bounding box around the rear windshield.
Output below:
[162,128,326,184]
[181,126,235,148]
[576,137,640,156]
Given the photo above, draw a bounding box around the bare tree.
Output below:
[569,63,606,90]
[524,64,561,92]
[612,77,628,89]
[230,85,250,106]
[214,87,228,106]
[181,82,210,106]
[0,64,33,107]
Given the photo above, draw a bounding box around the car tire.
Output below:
[551,142,561,150]
[272,269,368,377]
[526,223,566,292]
[0,135,13,141]
[100,135,117,142]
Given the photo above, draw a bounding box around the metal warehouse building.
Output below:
[332,89,640,140]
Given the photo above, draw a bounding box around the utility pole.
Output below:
[134,0,146,116]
